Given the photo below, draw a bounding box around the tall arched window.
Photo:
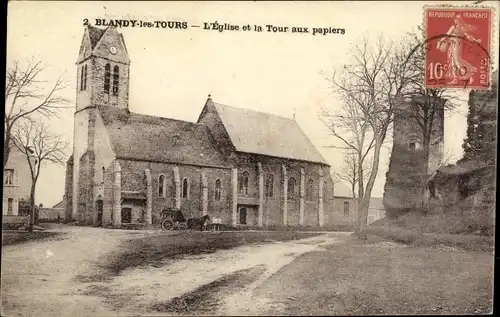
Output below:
[238,171,249,196]
[158,175,165,197]
[83,64,87,90]
[102,167,105,183]
[265,174,274,197]
[306,179,314,201]
[287,177,296,200]
[343,201,350,216]
[80,66,84,91]
[104,63,111,94]
[182,177,190,199]
[215,179,222,201]
[112,65,119,96]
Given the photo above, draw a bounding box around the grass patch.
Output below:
[1,231,62,246]
[254,243,493,315]
[365,226,494,252]
[82,231,321,282]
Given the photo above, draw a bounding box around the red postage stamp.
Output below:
[424,7,492,90]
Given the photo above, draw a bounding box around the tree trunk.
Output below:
[358,140,383,240]
[28,182,36,232]
[3,127,12,168]
[420,129,432,212]
[355,152,365,236]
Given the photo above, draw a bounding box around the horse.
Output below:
[187,214,210,232]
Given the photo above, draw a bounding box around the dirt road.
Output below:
[1,225,350,316]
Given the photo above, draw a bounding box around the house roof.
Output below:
[88,25,106,49]
[52,200,64,209]
[99,106,230,167]
[211,101,329,165]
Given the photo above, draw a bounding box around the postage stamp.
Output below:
[424,6,493,90]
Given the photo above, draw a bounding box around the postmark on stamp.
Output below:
[424,7,493,90]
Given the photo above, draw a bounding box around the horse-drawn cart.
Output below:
[161,208,188,231]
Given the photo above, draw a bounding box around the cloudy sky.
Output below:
[6,1,498,206]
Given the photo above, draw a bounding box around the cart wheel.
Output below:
[161,219,174,231]
[178,222,188,231]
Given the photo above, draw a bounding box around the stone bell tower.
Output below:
[65,25,131,222]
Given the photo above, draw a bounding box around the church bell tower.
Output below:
[67,25,131,223]
[75,25,131,111]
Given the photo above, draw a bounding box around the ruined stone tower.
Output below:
[383,95,445,217]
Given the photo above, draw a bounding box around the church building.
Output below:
[64,25,336,228]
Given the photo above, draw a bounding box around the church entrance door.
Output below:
[121,207,132,223]
[96,199,103,226]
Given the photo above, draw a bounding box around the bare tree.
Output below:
[320,35,415,239]
[334,151,371,198]
[12,120,68,232]
[4,58,70,168]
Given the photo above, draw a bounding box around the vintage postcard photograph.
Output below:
[3,1,498,316]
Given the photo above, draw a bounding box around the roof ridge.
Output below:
[99,105,205,127]
[213,102,295,122]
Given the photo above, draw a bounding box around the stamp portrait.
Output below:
[424,7,493,90]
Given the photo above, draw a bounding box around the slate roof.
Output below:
[88,26,106,49]
[99,106,230,167]
[211,102,329,165]
[52,200,64,209]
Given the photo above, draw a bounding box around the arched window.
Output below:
[83,64,87,90]
[102,167,105,183]
[323,182,327,201]
[238,171,249,196]
[158,175,165,197]
[287,177,296,200]
[112,65,119,96]
[265,174,274,197]
[104,63,111,94]
[182,177,190,199]
[215,179,222,201]
[80,66,84,91]
[306,179,314,201]
[343,201,350,216]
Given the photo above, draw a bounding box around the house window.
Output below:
[306,179,314,201]
[215,179,222,201]
[182,177,190,199]
[112,65,119,96]
[239,171,249,196]
[104,63,111,94]
[158,175,166,197]
[4,169,15,186]
[7,198,13,215]
[287,177,296,200]
[265,174,274,198]
[344,201,350,216]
